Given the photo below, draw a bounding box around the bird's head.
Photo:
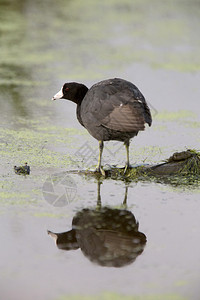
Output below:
[52,82,88,104]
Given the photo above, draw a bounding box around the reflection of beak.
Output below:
[52,88,63,100]
[47,230,58,242]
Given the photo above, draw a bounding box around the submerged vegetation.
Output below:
[78,150,200,187]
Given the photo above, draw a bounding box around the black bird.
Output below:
[52,78,152,175]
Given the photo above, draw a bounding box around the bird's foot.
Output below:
[95,166,106,176]
[123,163,131,175]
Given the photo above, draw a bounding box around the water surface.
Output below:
[0,1,200,300]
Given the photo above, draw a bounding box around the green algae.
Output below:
[33,212,69,218]
[174,280,188,287]
[0,191,31,205]
[0,125,82,168]
[76,149,200,190]
[1,0,200,90]
[108,166,147,182]
[56,292,187,300]
[178,152,200,176]
[145,150,200,187]
[155,110,197,122]
[0,2,199,297]
[0,120,84,208]
[184,121,200,129]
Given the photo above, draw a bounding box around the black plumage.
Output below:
[52,78,152,174]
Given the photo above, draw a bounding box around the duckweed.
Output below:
[57,292,187,300]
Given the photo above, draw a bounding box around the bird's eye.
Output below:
[65,87,69,92]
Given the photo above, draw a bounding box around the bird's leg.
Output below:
[96,140,105,176]
[124,140,131,174]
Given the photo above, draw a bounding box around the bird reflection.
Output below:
[48,181,146,267]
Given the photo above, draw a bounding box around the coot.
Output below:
[52,78,152,175]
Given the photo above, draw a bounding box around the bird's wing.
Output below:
[80,78,152,131]
[101,101,146,132]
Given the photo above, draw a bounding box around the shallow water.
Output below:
[1,1,200,300]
